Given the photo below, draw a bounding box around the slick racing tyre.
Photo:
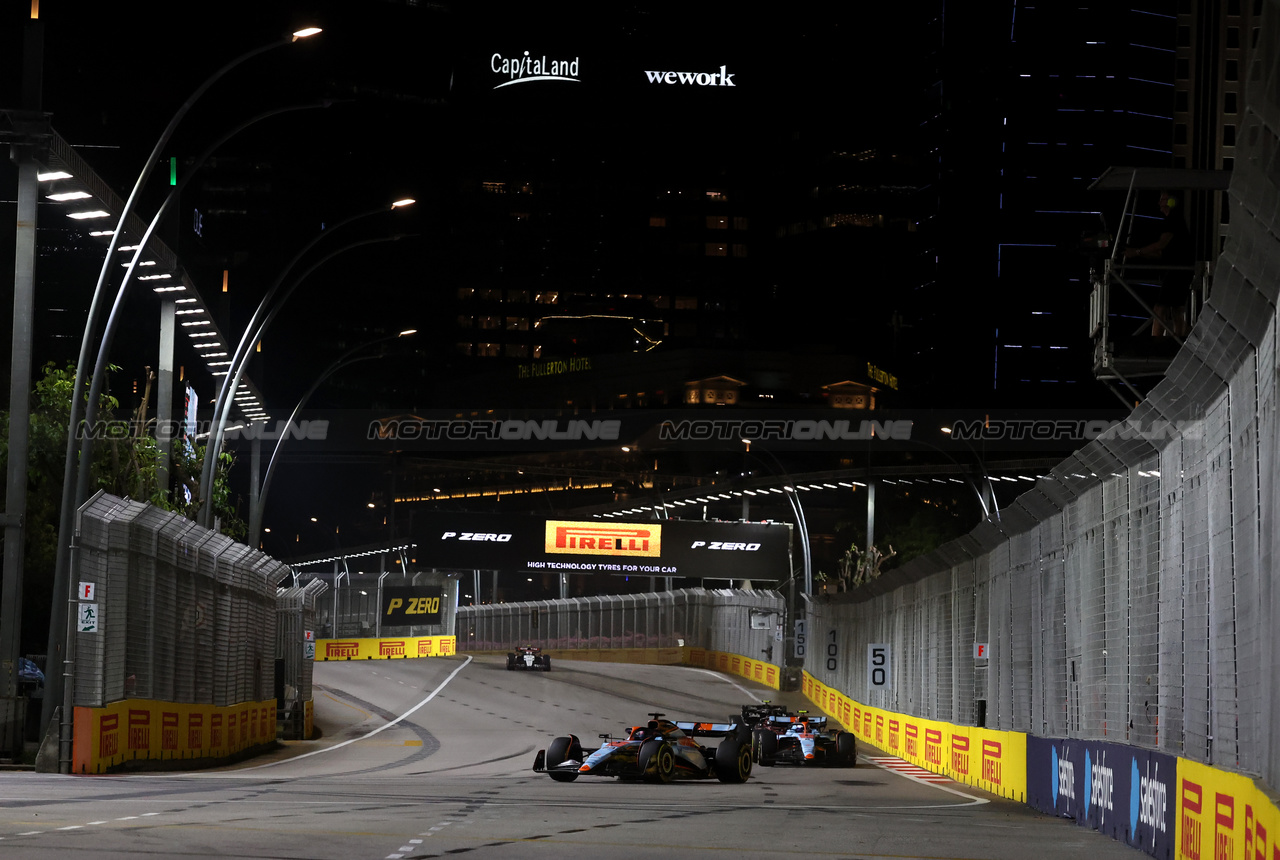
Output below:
[639,738,676,784]
[753,729,777,766]
[835,731,857,765]
[715,737,753,783]
[506,654,516,670]
[546,735,581,782]
[541,656,552,671]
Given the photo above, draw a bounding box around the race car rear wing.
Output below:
[674,720,743,738]
[764,714,829,731]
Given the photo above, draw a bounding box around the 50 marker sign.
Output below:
[868,644,892,691]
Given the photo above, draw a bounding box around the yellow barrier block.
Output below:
[72,697,277,774]
[801,671,1027,802]
[315,635,457,661]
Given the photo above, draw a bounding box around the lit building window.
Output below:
[505,343,528,357]
[508,289,529,302]
[535,291,560,304]
[506,316,529,331]
[706,190,728,201]
[705,243,728,256]
[479,315,501,330]
[456,315,473,329]
[456,342,473,356]
[706,216,728,230]
[674,296,698,310]
[649,216,667,227]
[457,287,475,299]
[482,181,506,194]
[477,343,500,357]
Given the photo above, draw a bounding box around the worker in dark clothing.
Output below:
[1123,191,1193,336]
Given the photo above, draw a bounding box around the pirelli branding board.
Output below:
[545,520,661,557]
[315,636,457,661]
[418,512,789,579]
[380,586,445,626]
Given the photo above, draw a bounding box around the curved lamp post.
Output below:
[74,101,330,512]
[247,329,417,545]
[740,442,812,596]
[44,26,322,748]
[197,204,415,525]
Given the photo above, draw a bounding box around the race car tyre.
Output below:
[753,729,777,765]
[715,737,753,783]
[546,735,581,782]
[541,656,551,671]
[506,654,515,670]
[835,731,857,765]
[735,724,752,745]
[638,739,676,784]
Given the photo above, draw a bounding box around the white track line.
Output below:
[243,656,473,769]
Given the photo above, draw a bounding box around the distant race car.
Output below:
[741,703,857,767]
[533,712,754,784]
[507,645,551,671]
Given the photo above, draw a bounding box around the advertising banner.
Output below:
[415,512,790,579]
[800,671,1027,803]
[315,636,457,661]
[72,698,276,774]
[1026,736,1177,859]
[379,586,445,626]
[687,648,780,690]
[1176,758,1280,860]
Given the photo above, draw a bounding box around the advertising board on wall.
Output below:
[415,512,790,580]
[1026,736,1177,860]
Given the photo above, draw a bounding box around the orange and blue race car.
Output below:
[741,703,857,767]
[533,712,753,784]
[507,645,550,671]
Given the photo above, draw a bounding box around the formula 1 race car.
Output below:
[741,703,857,767]
[507,645,551,671]
[533,712,754,784]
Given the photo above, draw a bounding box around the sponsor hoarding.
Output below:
[380,586,445,626]
[315,636,457,661]
[1027,736,1177,859]
[417,512,789,579]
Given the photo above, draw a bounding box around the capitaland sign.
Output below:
[491,51,581,88]
[545,520,662,557]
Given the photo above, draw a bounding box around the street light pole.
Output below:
[74,102,330,513]
[43,25,322,741]
[198,201,415,526]
[247,329,417,545]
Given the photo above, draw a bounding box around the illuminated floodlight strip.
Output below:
[208,361,233,367]
[175,297,197,304]
[88,230,114,237]
[152,285,186,292]
[38,170,73,181]
[120,260,157,267]
[48,191,91,202]
[181,320,211,327]
[175,309,205,315]
[200,352,228,358]
[68,210,111,220]
[139,273,171,281]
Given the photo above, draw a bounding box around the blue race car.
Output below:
[533,712,753,784]
[741,704,857,767]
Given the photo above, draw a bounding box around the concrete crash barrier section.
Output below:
[71,697,277,774]
[313,636,456,661]
[800,673,1280,860]
[470,646,782,690]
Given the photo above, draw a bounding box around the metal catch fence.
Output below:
[457,588,784,660]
